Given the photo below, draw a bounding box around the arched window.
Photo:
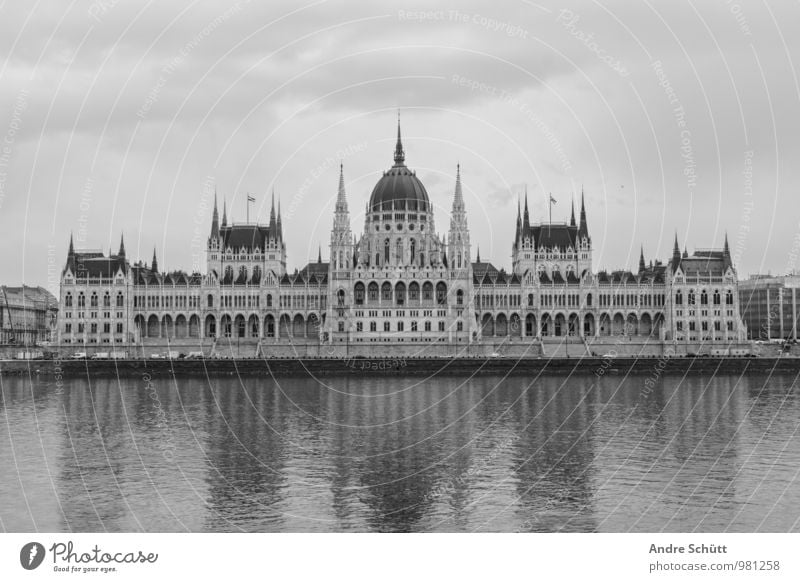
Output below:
[410,239,416,264]
[207,294,214,308]
[384,239,390,264]
[436,282,447,305]
[700,290,708,305]
[116,293,124,307]
[396,239,403,264]
[65,293,73,307]
[420,252,425,266]
[103,292,110,307]
[456,289,464,305]
[457,253,462,268]
[675,291,683,305]
[338,251,343,270]
[726,290,733,305]
[409,282,420,301]
[586,293,593,307]
[381,282,392,301]
[266,294,272,307]
[368,282,379,302]
[687,290,695,305]
[422,281,433,301]
[337,289,345,306]
[354,282,365,305]
[375,253,380,267]
[527,293,534,307]
[90,293,98,307]
[713,290,721,305]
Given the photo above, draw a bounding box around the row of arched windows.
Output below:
[353,281,450,306]
[64,291,123,308]
[675,289,733,306]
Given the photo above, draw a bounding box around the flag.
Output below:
[247,195,255,202]
[549,194,557,205]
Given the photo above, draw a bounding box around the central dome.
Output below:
[368,120,430,212]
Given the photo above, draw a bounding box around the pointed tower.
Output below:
[151,248,158,273]
[448,164,471,271]
[330,163,354,276]
[639,246,646,273]
[277,196,283,241]
[723,232,731,268]
[210,190,219,238]
[118,234,126,258]
[513,188,537,276]
[683,246,689,259]
[394,112,405,166]
[221,199,228,227]
[68,232,74,259]
[523,189,530,230]
[570,199,576,227]
[578,188,588,239]
[268,191,276,235]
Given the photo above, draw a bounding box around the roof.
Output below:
[519,223,583,251]
[369,164,430,212]
[220,224,279,253]
[0,285,58,309]
[67,252,128,278]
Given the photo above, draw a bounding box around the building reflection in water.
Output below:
[1,371,799,532]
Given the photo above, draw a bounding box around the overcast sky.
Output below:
[2,0,799,294]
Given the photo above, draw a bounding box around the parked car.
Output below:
[70,352,88,359]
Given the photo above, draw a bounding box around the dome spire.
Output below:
[394,111,405,165]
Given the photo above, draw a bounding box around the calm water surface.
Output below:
[1,371,799,532]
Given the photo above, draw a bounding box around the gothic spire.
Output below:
[151,247,158,273]
[336,163,348,214]
[211,190,219,238]
[570,198,576,227]
[221,199,227,227]
[277,195,283,240]
[578,187,588,237]
[476,245,481,263]
[523,188,530,230]
[393,111,405,165]
[318,244,322,264]
[639,245,645,273]
[68,232,74,257]
[118,234,126,258]
[269,190,276,235]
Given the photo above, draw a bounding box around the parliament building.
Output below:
[58,120,747,356]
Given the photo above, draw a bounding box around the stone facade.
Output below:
[57,121,748,354]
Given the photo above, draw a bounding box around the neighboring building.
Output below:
[0,285,59,345]
[57,119,748,352]
[738,274,800,340]
[663,237,747,343]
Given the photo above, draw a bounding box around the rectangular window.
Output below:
[384,321,390,332]
[356,322,363,332]
[411,321,418,332]
[424,321,431,332]
[116,323,123,333]
[457,321,463,331]
[438,321,445,332]
[397,321,404,332]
